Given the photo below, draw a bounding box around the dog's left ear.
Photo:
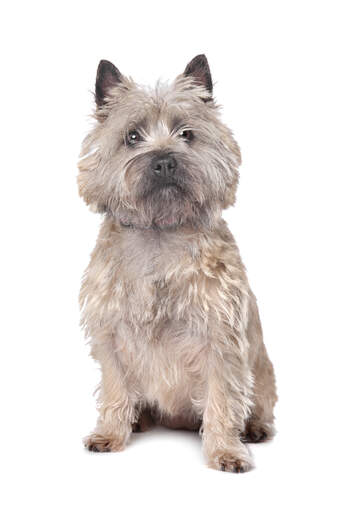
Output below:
[184,54,213,94]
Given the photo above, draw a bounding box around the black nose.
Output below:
[151,154,177,179]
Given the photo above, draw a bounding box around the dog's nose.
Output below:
[152,155,177,179]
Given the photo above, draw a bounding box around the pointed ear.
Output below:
[95,60,122,107]
[184,54,213,94]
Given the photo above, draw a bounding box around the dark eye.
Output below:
[126,130,140,145]
[179,129,193,142]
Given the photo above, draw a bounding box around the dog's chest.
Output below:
[86,225,247,413]
[87,224,246,342]
[107,235,210,412]
[115,230,211,328]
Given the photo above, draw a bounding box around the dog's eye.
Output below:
[127,130,140,145]
[179,129,193,142]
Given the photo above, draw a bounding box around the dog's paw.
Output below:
[241,421,275,444]
[207,447,253,473]
[219,456,252,473]
[242,427,267,443]
[84,432,126,453]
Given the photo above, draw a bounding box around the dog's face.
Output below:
[78,55,241,229]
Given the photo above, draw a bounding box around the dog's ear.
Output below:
[184,54,213,94]
[95,60,122,107]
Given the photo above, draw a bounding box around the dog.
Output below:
[78,55,277,472]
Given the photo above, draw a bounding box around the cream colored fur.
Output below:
[79,56,277,472]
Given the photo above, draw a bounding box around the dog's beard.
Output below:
[143,184,189,227]
[115,180,205,229]
[111,153,219,229]
[121,183,188,228]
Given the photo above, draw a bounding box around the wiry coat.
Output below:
[79,56,277,472]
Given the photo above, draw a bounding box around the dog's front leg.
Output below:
[202,339,254,473]
[84,353,135,453]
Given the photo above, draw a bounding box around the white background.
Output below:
[1,1,340,510]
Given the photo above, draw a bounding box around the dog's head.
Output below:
[78,55,241,229]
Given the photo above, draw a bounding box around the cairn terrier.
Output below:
[78,55,277,472]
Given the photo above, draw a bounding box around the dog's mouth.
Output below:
[154,177,183,188]
[144,180,185,199]
[162,182,180,188]
[153,215,180,228]
[161,184,184,195]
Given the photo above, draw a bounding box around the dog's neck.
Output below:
[118,214,179,230]
[114,206,223,232]
[114,213,223,234]
[119,217,182,231]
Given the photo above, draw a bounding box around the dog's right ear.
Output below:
[95,60,122,107]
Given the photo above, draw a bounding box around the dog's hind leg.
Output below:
[242,294,277,443]
[242,348,277,443]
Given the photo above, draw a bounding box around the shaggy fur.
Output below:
[78,55,277,472]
